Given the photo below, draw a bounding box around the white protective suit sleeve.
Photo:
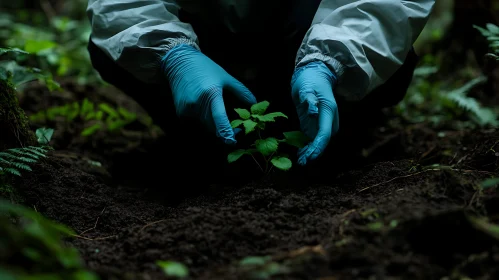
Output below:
[86,0,199,84]
[296,0,435,101]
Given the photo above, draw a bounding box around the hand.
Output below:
[161,44,257,144]
[291,61,339,166]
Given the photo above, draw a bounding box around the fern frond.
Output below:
[474,23,499,61]
[4,168,21,176]
[447,95,497,126]
[14,157,37,163]
[445,77,498,127]
[0,146,50,178]
[444,76,499,126]
[446,76,487,97]
[9,162,32,172]
[9,147,48,159]
[27,146,49,152]
[0,152,17,159]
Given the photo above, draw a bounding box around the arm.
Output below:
[296,0,435,101]
[86,0,199,83]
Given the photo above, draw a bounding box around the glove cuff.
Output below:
[160,39,201,74]
[296,53,344,80]
[292,60,338,87]
[163,37,200,54]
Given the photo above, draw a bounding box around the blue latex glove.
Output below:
[291,61,339,166]
[161,44,257,144]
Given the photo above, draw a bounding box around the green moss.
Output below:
[0,79,36,150]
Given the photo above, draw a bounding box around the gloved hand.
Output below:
[161,44,257,145]
[291,61,339,166]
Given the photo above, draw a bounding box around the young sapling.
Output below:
[227,101,310,174]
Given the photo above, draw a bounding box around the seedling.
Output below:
[228,101,310,174]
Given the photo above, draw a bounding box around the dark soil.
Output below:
[11,80,499,279]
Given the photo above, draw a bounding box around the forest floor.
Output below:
[12,79,499,280]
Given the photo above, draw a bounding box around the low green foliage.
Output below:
[228,101,309,174]
[468,215,499,241]
[238,256,289,279]
[0,11,100,85]
[0,47,60,91]
[156,261,189,278]
[474,23,499,61]
[0,127,95,278]
[0,146,49,177]
[480,178,499,190]
[0,128,53,195]
[36,127,55,145]
[29,98,152,136]
[0,199,98,280]
[396,67,498,128]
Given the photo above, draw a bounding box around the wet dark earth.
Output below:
[11,80,499,279]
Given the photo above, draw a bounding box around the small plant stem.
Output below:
[268,164,275,175]
[250,154,264,173]
[265,152,276,175]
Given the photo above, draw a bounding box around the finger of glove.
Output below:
[298,114,318,141]
[210,93,237,145]
[225,76,257,105]
[304,92,319,116]
[233,127,242,136]
[297,100,337,165]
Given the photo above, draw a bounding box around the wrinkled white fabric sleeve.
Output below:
[87,0,199,84]
[296,0,435,101]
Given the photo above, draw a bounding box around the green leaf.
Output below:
[228,149,247,163]
[250,101,270,115]
[270,156,292,171]
[474,25,492,37]
[0,47,29,56]
[0,60,38,86]
[80,98,94,118]
[35,127,54,145]
[118,107,136,121]
[282,131,309,148]
[480,178,499,189]
[367,222,384,231]
[67,102,80,121]
[156,261,189,278]
[243,119,258,135]
[81,123,102,136]
[4,168,21,176]
[230,119,244,128]
[98,103,119,118]
[413,66,439,77]
[255,137,279,156]
[95,111,104,120]
[468,215,499,240]
[253,112,288,122]
[234,108,251,120]
[239,256,271,266]
[24,40,57,53]
[107,119,129,131]
[486,23,499,35]
[42,76,61,92]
